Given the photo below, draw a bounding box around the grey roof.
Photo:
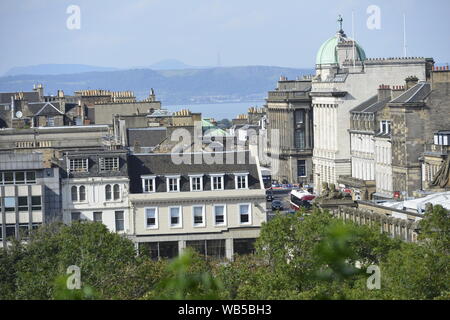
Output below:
[127,127,167,148]
[128,151,261,193]
[27,102,63,116]
[390,82,431,103]
[351,95,390,114]
[0,91,40,104]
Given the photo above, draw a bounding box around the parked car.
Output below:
[271,200,283,211]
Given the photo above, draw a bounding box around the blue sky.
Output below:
[0,0,449,74]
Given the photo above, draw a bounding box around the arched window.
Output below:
[105,184,112,201]
[79,186,86,201]
[113,184,120,200]
[71,186,78,202]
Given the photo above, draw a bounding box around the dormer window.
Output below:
[142,175,156,193]
[69,158,88,173]
[235,173,249,189]
[210,174,225,191]
[99,157,119,172]
[189,174,203,192]
[166,175,180,192]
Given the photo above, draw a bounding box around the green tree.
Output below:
[14,221,139,299]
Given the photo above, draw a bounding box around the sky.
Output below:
[0,0,449,75]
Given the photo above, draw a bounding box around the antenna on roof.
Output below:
[352,11,356,67]
[403,13,408,57]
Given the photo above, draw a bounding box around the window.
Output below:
[192,205,205,227]
[93,212,102,223]
[31,196,42,211]
[69,158,88,173]
[235,174,248,189]
[4,197,16,212]
[105,184,112,201]
[47,116,55,127]
[294,129,305,149]
[115,211,124,231]
[4,172,13,184]
[239,204,251,224]
[142,176,156,193]
[169,206,182,228]
[190,175,203,191]
[26,171,36,183]
[211,174,224,190]
[5,225,16,239]
[297,160,306,177]
[113,184,120,200]
[380,120,391,134]
[15,172,25,184]
[71,186,78,202]
[99,157,119,172]
[213,204,226,226]
[146,207,158,229]
[295,109,304,125]
[233,238,256,256]
[71,212,81,222]
[166,176,180,192]
[18,224,30,239]
[79,186,86,201]
[18,196,28,211]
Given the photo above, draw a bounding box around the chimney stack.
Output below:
[405,76,419,89]
[377,84,392,102]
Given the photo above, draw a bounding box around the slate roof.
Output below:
[27,102,63,116]
[0,91,40,104]
[350,95,390,114]
[128,151,262,193]
[390,82,431,103]
[127,127,167,148]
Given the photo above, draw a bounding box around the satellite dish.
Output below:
[15,111,23,118]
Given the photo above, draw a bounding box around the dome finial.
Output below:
[337,14,343,32]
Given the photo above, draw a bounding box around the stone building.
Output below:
[311,16,434,195]
[127,151,266,260]
[81,89,162,125]
[59,149,131,233]
[422,130,450,191]
[266,76,313,185]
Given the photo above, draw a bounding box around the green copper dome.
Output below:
[316,15,367,66]
[316,35,366,65]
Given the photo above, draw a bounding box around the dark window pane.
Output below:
[206,239,226,259]
[79,186,86,201]
[93,212,102,222]
[4,172,13,184]
[159,241,179,259]
[71,212,81,221]
[6,225,16,238]
[115,211,124,231]
[15,172,25,184]
[233,238,256,256]
[71,186,78,201]
[26,171,36,183]
[31,196,41,211]
[18,196,28,211]
[105,185,112,200]
[186,240,206,256]
[113,184,120,200]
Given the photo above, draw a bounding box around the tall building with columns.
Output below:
[311,16,434,194]
[266,76,314,185]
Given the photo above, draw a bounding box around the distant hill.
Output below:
[4,64,119,76]
[148,59,197,70]
[0,66,314,105]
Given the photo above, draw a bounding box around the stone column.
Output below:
[225,238,234,261]
[305,109,311,149]
[178,240,186,255]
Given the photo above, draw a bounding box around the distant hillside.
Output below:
[4,64,119,76]
[0,66,314,105]
[148,59,197,70]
